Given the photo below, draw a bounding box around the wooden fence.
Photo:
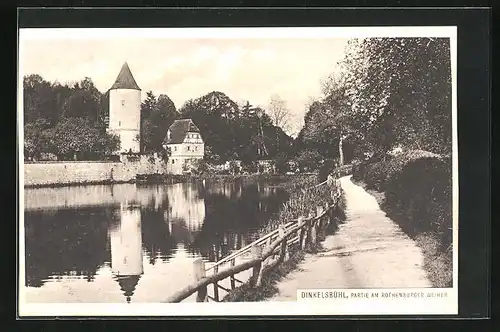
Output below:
[164,166,351,303]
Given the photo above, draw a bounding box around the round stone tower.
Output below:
[108,62,141,154]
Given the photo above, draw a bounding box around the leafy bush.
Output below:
[228,160,241,175]
[384,155,452,249]
[355,150,441,192]
[241,160,258,174]
[190,158,214,176]
[273,153,290,174]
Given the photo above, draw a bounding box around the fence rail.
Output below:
[164,165,352,303]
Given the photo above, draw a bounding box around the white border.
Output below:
[19,26,457,40]
[18,26,458,317]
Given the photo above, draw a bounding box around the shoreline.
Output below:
[23,173,316,189]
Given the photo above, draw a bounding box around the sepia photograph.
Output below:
[18,26,458,316]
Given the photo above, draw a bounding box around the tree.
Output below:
[204,146,222,165]
[22,74,121,161]
[23,74,59,125]
[190,159,211,176]
[141,91,178,153]
[302,76,354,165]
[51,117,119,160]
[340,37,452,155]
[273,152,290,174]
[268,94,292,133]
[24,118,54,161]
[61,77,102,122]
[294,149,322,172]
[179,91,239,160]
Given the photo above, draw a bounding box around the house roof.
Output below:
[164,119,201,144]
[109,62,141,91]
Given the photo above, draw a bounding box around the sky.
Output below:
[20,29,350,136]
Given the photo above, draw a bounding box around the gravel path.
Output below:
[270,175,430,301]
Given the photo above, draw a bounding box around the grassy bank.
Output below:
[191,173,315,184]
[352,150,452,287]
[222,176,347,302]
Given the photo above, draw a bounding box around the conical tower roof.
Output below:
[110,62,141,91]
[115,274,142,303]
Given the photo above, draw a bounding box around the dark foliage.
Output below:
[384,156,452,249]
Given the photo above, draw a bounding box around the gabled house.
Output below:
[163,119,205,174]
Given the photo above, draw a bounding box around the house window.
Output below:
[174,146,177,151]
[119,121,121,127]
[195,146,198,151]
[187,146,190,151]
[121,100,125,106]
[172,159,175,164]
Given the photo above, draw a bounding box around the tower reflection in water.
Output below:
[109,201,143,303]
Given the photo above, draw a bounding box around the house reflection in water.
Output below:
[165,183,206,234]
[109,201,144,303]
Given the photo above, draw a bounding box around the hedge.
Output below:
[353,150,441,192]
[384,155,452,249]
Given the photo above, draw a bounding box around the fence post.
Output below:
[230,258,236,289]
[213,265,219,302]
[306,212,314,250]
[251,244,263,287]
[314,205,323,243]
[279,225,288,262]
[264,236,272,264]
[193,258,208,302]
[298,216,305,250]
[322,202,329,228]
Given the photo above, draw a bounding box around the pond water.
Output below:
[23,178,290,303]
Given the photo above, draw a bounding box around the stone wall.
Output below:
[23,154,167,187]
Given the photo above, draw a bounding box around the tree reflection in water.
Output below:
[24,205,116,288]
[23,178,290,303]
[193,181,289,262]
